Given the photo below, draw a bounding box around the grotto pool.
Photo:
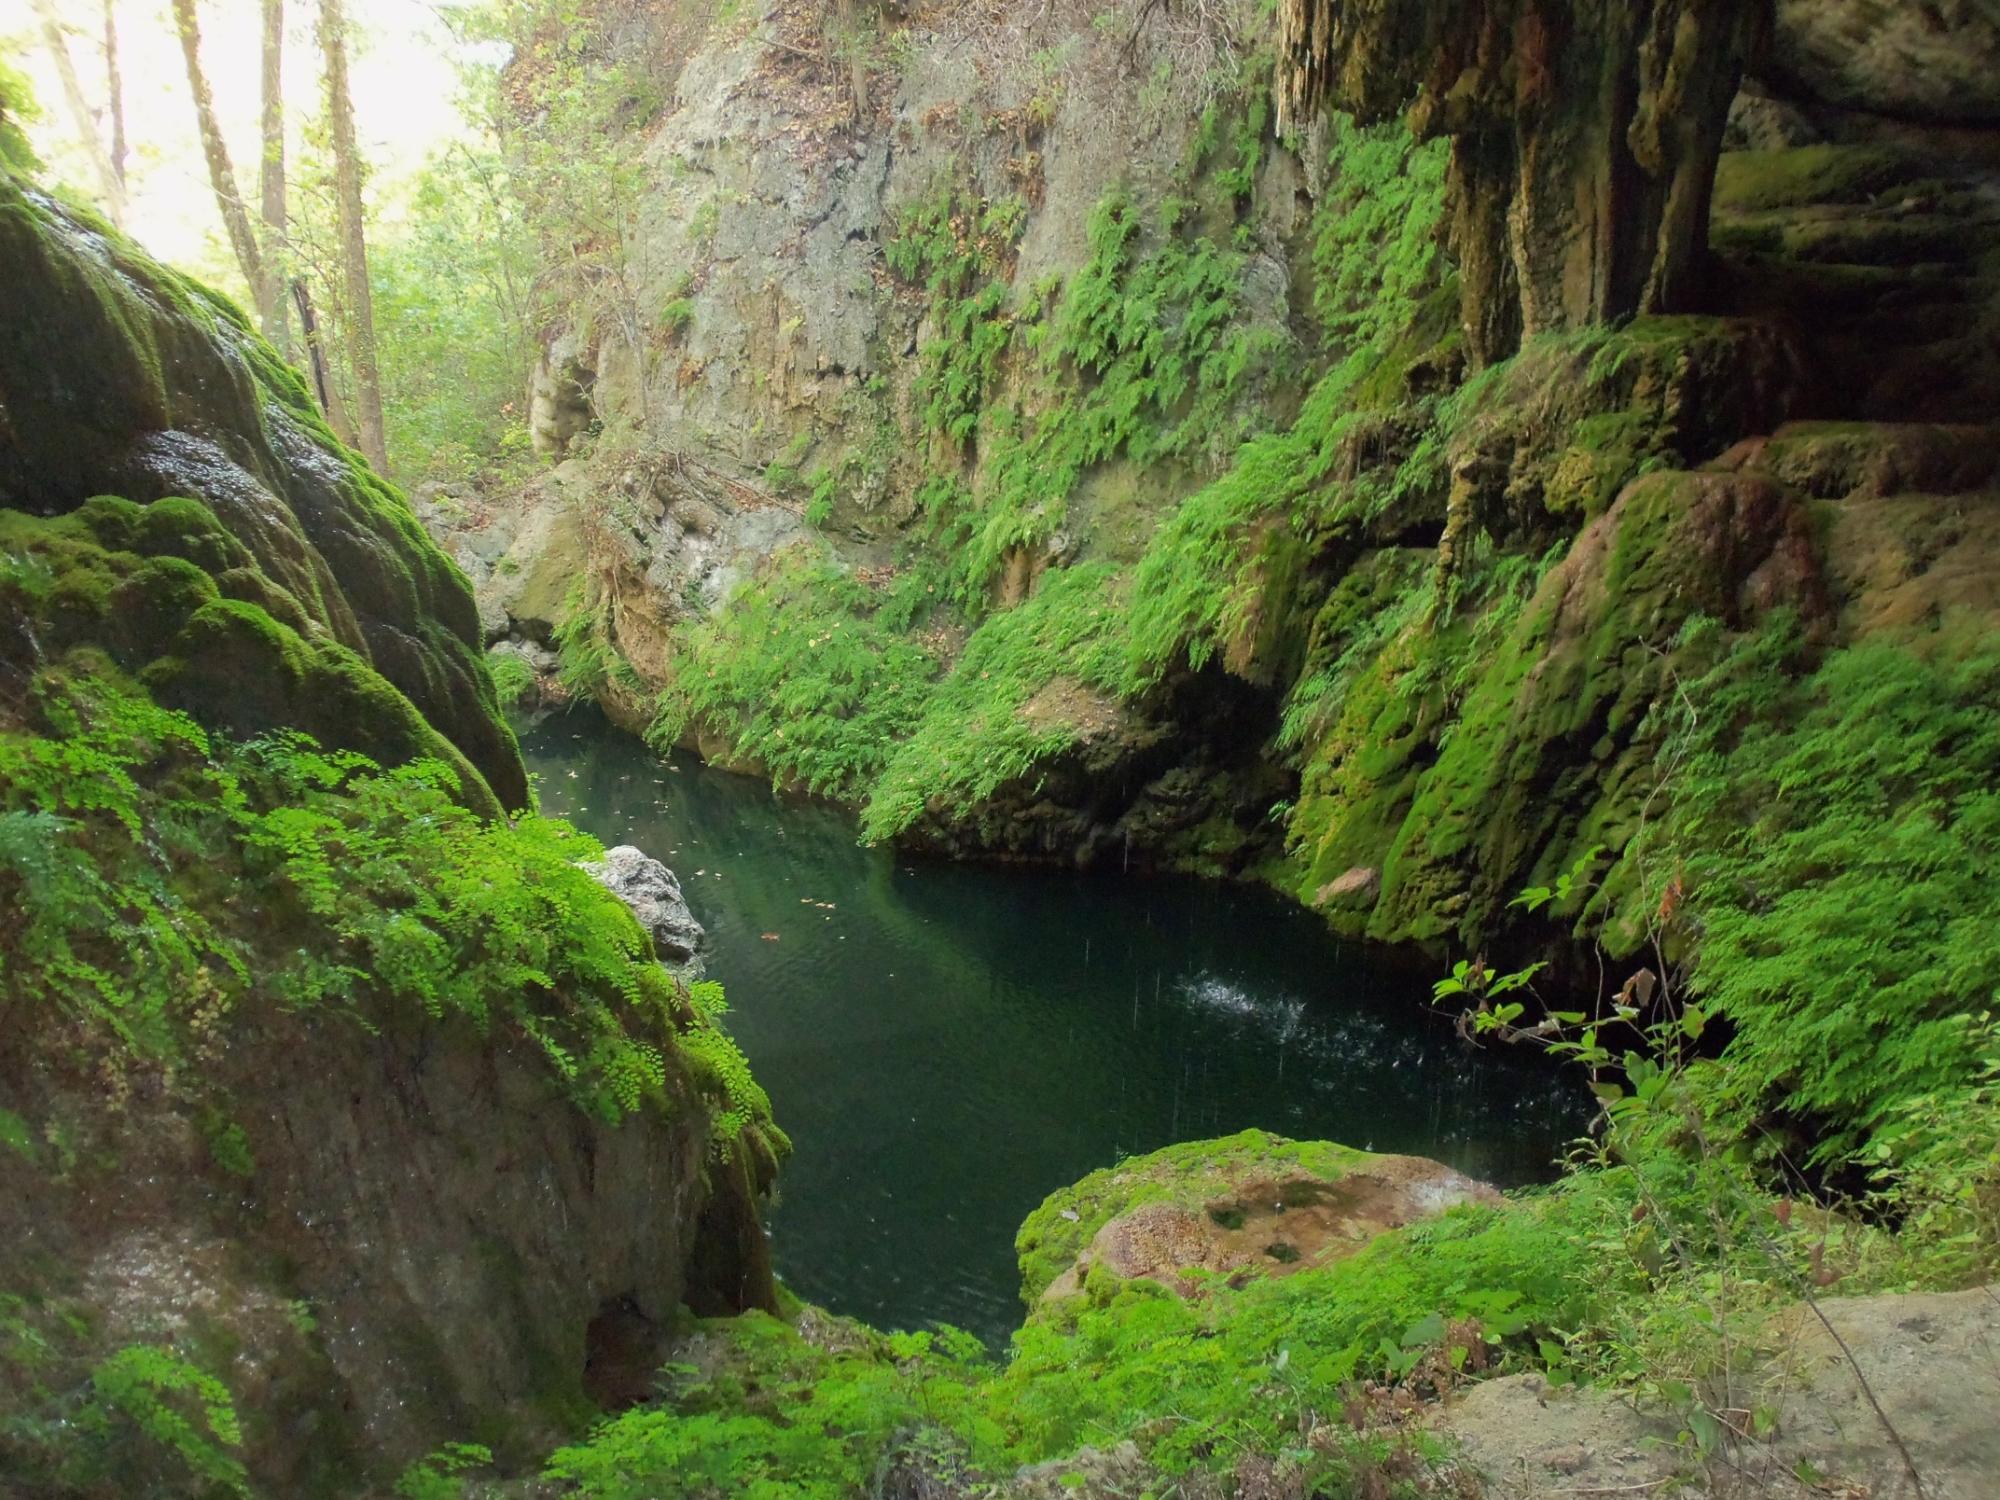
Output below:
[518,708,1590,1346]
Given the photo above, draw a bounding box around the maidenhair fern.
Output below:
[648,544,938,799]
[0,665,777,1146]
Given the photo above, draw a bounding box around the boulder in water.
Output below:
[584,845,706,974]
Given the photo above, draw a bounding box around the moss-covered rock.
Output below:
[0,171,526,808]
[1294,468,1829,951]
[1439,316,1805,537]
[1711,146,2000,425]
[1016,1129,1499,1308]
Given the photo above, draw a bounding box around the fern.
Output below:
[1667,617,2000,1163]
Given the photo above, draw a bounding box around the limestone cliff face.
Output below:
[447,1,1998,948]
[437,0,1313,689]
[0,174,527,811]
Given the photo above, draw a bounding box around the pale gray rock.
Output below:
[583,844,706,975]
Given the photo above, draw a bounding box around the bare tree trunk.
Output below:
[317,0,388,473]
[102,0,126,202]
[31,0,126,227]
[258,0,291,354]
[171,0,262,295]
[291,278,355,443]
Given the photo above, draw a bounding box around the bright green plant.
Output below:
[862,564,1128,840]
[82,1345,248,1495]
[0,664,774,1144]
[487,649,537,709]
[648,545,937,799]
[396,1441,496,1499]
[544,1312,998,1499]
[1665,616,2000,1164]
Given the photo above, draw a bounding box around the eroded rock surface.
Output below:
[0,999,774,1489]
[1279,0,1768,362]
[1439,1286,2000,1499]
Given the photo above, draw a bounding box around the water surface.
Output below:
[518,709,1588,1345]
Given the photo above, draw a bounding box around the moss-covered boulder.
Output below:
[1017,1129,1500,1308]
[1294,466,1829,950]
[1710,145,2000,425]
[0,171,525,808]
[0,499,502,815]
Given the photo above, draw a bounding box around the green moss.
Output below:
[1015,1130,1374,1305]
[126,497,257,575]
[1711,145,1917,215]
[1,170,526,809]
[144,599,501,820]
[862,563,1129,841]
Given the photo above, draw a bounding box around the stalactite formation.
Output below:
[1279,0,1771,363]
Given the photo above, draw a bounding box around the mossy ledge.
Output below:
[0,169,526,810]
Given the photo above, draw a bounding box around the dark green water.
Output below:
[518,709,1589,1346]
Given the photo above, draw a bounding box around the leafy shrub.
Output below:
[544,1312,997,1499]
[1668,617,2000,1163]
[82,1345,248,1495]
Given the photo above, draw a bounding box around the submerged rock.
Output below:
[583,844,707,974]
[1020,1129,1499,1306]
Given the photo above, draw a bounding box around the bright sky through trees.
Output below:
[9,0,486,279]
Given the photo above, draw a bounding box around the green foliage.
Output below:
[487,649,537,710]
[887,186,1025,448]
[371,142,539,482]
[554,582,639,703]
[0,664,773,1141]
[544,1312,998,1499]
[455,0,660,404]
[1312,120,1448,351]
[862,564,1127,840]
[0,56,41,175]
[649,546,937,799]
[396,1441,496,1499]
[83,1345,248,1495]
[996,1186,1609,1474]
[1667,617,2000,1164]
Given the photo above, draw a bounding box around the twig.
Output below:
[1744,1218,1928,1500]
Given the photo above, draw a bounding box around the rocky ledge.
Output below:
[1018,1129,1500,1307]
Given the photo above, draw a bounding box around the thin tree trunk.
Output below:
[171,0,262,295]
[102,0,126,201]
[258,0,291,353]
[31,0,125,227]
[317,0,387,473]
[291,277,355,443]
